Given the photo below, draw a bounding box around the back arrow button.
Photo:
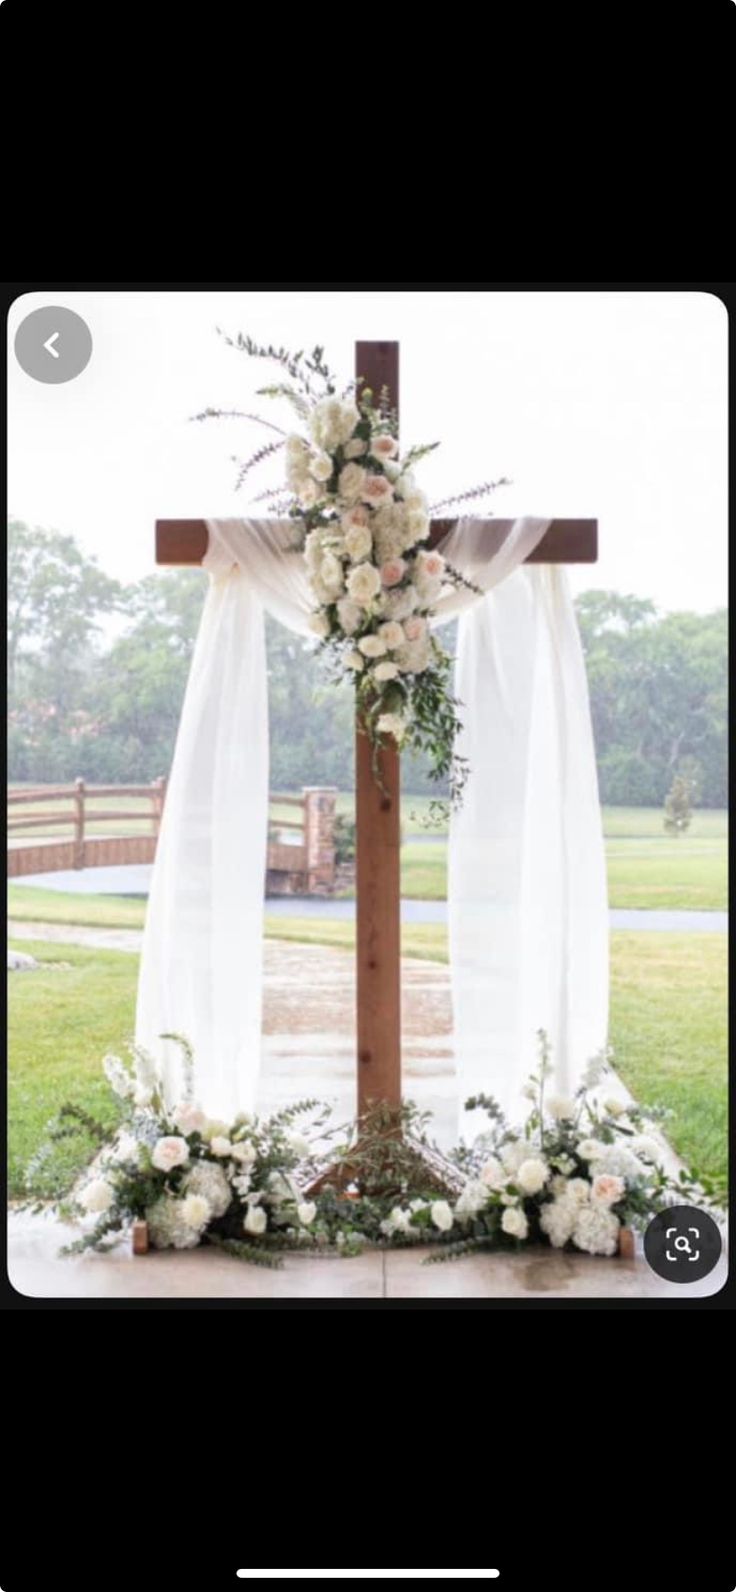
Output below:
[44,332,60,358]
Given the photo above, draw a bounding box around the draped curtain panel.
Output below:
[135,518,608,1134]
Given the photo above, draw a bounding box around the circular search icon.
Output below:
[644,1204,722,1284]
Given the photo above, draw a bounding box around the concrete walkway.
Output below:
[7,867,729,932]
[7,1207,727,1299]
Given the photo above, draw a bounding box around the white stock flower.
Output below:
[344,524,373,561]
[308,612,330,638]
[336,596,363,635]
[516,1158,549,1195]
[338,462,366,503]
[103,1054,133,1098]
[547,1096,577,1121]
[347,562,382,606]
[209,1136,233,1158]
[78,1177,114,1214]
[151,1136,189,1173]
[502,1206,529,1240]
[297,1202,317,1227]
[244,1204,268,1236]
[171,1102,206,1136]
[358,633,387,658]
[180,1193,211,1230]
[430,1200,454,1232]
[395,471,417,499]
[572,1203,620,1256]
[310,397,359,451]
[319,553,344,595]
[376,713,407,742]
[373,661,399,682]
[112,1132,139,1164]
[133,1084,154,1108]
[286,1132,311,1157]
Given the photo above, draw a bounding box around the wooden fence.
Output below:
[7,782,337,894]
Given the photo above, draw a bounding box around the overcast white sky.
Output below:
[7,288,728,613]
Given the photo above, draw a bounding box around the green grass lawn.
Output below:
[9,928,727,1197]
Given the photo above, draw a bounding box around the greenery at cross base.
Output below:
[8,519,728,807]
[8,930,727,1199]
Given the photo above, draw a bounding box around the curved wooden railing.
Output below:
[7,781,336,893]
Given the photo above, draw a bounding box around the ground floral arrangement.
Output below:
[198,335,507,810]
[22,1033,719,1267]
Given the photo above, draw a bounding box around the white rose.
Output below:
[373,661,399,682]
[308,611,330,638]
[516,1158,549,1195]
[501,1206,529,1240]
[201,1119,230,1142]
[180,1193,211,1230]
[430,1200,454,1232]
[376,712,407,742]
[358,633,387,658]
[604,1097,627,1118]
[344,650,365,671]
[230,1140,257,1166]
[297,1202,317,1227]
[344,525,373,561]
[346,562,381,606]
[171,1102,207,1136]
[243,1205,268,1236]
[287,1132,311,1157]
[79,1177,114,1214]
[336,596,362,635]
[151,1136,190,1173]
[338,462,367,503]
[479,1157,505,1189]
[209,1136,233,1158]
[577,1138,607,1161]
[309,450,333,482]
[377,620,405,650]
[546,1096,577,1122]
[361,473,394,508]
[298,478,322,508]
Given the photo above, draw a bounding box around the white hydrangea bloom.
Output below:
[181,1159,232,1218]
[572,1202,620,1256]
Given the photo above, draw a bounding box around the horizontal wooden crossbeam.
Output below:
[155,517,598,567]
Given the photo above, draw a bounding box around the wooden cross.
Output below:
[156,340,597,1124]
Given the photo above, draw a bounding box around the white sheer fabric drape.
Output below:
[135,515,608,1135]
[434,520,609,1138]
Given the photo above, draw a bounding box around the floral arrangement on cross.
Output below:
[197,335,508,809]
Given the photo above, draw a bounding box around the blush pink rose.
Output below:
[341,504,370,532]
[380,558,406,587]
[403,615,427,641]
[591,1174,626,1206]
[361,474,394,506]
[421,551,445,578]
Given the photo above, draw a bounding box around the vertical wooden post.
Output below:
[73,777,85,870]
[153,775,167,837]
[355,342,402,1115]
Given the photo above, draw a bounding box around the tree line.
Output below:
[7,520,727,805]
